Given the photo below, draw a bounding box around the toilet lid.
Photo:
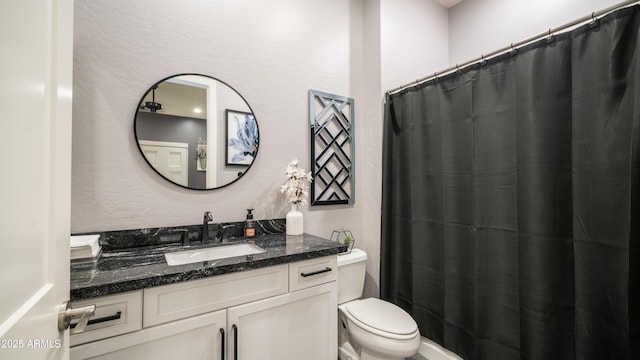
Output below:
[345,298,417,336]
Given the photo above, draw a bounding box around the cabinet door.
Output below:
[227,282,337,360]
[70,309,226,360]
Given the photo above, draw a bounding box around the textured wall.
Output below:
[72,0,365,244]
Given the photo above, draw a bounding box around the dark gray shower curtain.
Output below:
[381,6,639,360]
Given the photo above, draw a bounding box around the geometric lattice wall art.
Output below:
[308,89,355,206]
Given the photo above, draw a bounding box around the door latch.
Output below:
[58,301,96,334]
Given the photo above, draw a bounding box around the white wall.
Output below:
[381,0,450,90]
[72,0,365,246]
[356,0,449,297]
[449,0,626,64]
[361,0,383,298]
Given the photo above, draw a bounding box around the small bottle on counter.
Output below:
[244,209,256,238]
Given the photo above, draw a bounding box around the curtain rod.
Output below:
[386,0,640,95]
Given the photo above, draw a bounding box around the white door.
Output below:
[0,0,73,359]
[139,140,189,187]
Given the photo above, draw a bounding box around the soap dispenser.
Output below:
[244,209,256,238]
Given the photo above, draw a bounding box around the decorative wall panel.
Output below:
[309,90,354,206]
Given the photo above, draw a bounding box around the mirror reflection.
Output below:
[134,74,259,190]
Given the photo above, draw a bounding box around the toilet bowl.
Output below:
[337,249,421,360]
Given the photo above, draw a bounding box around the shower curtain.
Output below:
[381,6,639,360]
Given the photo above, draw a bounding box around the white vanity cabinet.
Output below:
[70,256,337,360]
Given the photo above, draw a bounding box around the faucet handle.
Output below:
[166,229,189,246]
[217,223,236,242]
[204,211,213,222]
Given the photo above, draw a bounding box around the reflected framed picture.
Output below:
[226,109,259,166]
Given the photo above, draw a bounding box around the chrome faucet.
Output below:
[202,211,213,242]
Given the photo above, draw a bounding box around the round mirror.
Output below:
[134,74,259,190]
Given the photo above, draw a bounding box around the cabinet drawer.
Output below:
[70,290,143,346]
[143,264,289,327]
[289,256,337,292]
[70,309,226,360]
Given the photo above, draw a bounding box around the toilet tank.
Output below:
[337,248,368,304]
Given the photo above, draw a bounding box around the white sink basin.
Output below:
[165,243,265,266]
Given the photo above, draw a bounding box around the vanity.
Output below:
[67,73,346,359]
[69,231,345,360]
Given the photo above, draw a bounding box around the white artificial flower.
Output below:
[281,159,313,205]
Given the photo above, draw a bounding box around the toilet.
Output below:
[337,249,421,360]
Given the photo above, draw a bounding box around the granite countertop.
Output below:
[70,233,346,301]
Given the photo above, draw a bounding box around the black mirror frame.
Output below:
[133,73,260,191]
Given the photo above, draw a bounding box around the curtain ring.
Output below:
[455,64,462,74]
[546,28,555,43]
[433,72,439,82]
[589,11,600,28]
[510,43,518,56]
[480,54,487,66]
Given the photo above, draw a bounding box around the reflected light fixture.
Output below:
[193,107,202,114]
[143,85,162,112]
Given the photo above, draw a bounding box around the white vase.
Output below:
[286,203,303,235]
